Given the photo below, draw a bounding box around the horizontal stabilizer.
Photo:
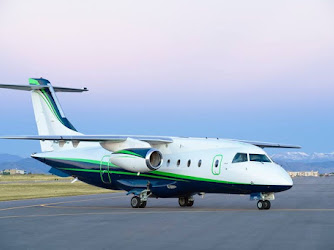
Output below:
[0,84,88,92]
[235,140,301,149]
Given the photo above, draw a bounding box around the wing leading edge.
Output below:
[0,135,173,144]
[0,136,300,148]
[235,140,301,149]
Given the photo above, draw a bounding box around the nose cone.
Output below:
[276,164,293,191]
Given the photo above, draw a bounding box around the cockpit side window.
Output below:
[249,154,271,163]
[232,153,248,163]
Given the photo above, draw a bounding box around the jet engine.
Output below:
[110,148,163,173]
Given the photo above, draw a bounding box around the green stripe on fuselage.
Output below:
[42,156,250,185]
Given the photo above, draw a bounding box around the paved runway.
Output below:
[1,177,334,250]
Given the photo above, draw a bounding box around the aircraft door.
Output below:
[211,154,223,175]
[100,155,112,184]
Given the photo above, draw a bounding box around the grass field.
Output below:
[0,174,73,182]
[0,174,117,201]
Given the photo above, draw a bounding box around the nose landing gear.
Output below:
[257,200,271,210]
[251,192,274,210]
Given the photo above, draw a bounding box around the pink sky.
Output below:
[0,0,334,155]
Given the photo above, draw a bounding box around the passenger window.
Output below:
[215,159,219,168]
[198,160,202,167]
[249,154,271,163]
[232,153,248,163]
[187,160,191,167]
[177,160,181,166]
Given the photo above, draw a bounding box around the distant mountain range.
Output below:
[0,154,50,174]
[271,152,334,162]
[1,152,334,174]
[271,152,334,173]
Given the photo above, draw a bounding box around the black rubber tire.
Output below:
[264,200,271,210]
[186,200,194,207]
[131,196,141,208]
[178,197,187,207]
[139,201,147,208]
[257,200,264,210]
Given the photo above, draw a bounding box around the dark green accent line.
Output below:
[114,150,143,158]
[35,89,65,127]
[113,155,137,159]
[41,89,64,125]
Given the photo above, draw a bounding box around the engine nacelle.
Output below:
[110,148,163,173]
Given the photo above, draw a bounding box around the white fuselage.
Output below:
[35,137,293,187]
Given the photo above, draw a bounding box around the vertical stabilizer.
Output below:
[29,78,82,151]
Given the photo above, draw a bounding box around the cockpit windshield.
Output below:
[232,153,248,163]
[249,154,271,163]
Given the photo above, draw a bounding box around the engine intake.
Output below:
[110,148,163,173]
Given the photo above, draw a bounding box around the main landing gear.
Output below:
[257,200,271,210]
[178,196,194,207]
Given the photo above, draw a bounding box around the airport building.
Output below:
[1,169,26,175]
[288,171,319,177]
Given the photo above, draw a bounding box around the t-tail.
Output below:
[0,78,88,151]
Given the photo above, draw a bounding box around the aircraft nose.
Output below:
[277,165,293,188]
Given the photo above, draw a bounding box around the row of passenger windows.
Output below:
[166,159,202,167]
[232,153,271,163]
[165,153,271,167]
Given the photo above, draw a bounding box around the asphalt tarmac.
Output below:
[1,177,334,250]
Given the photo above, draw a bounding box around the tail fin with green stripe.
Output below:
[29,78,79,132]
[0,78,87,151]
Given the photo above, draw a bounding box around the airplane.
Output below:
[0,78,300,210]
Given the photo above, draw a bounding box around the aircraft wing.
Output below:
[235,140,301,149]
[0,135,173,144]
[0,135,300,148]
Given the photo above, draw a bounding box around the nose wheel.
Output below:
[257,200,271,210]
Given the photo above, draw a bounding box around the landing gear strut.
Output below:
[257,200,271,210]
[178,196,194,207]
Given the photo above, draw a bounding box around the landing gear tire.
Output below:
[264,200,271,210]
[131,196,141,208]
[257,200,265,210]
[178,197,187,207]
[257,200,271,210]
[186,200,194,207]
[178,197,194,207]
[139,201,147,208]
